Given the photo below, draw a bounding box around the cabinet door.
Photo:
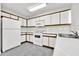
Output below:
[21,35,26,42]
[1,12,10,17]
[23,19,26,26]
[29,35,34,42]
[28,19,35,26]
[43,37,48,46]
[51,13,59,24]
[61,10,71,24]
[19,18,26,26]
[44,15,51,25]
[28,20,31,26]
[27,35,30,41]
[11,15,18,19]
[49,37,56,47]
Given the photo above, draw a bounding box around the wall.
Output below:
[46,25,71,34]
[0,3,1,54]
[71,3,79,34]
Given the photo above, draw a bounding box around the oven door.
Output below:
[33,34,43,46]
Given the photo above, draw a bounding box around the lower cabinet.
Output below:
[29,35,34,42]
[49,37,56,47]
[27,35,30,41]
[43,37,49,46]
[21,35,26,42]
[27,34,33,43]
[26,34,56,48]
[43,36,56,48]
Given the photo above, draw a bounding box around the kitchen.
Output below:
[0,3,79,56]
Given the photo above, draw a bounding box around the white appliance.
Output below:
[33,28,44,46]
[2,17,21,52]
[33,20,45,46]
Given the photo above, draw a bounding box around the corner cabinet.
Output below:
[21,35,26,43]
[60,10,71,24]
[19,18,26,26]
[28,19,35,26]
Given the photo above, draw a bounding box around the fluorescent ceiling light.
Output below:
[28,3,46,12]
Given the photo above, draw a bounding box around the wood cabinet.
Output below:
[28,19,35,26]
[49,37,56,47]
[60,10,71,24]
[29,35,34,42]
[19,18,26,26]
[43,15,51,25]
[27,34,33,43]
[51,13,59,24]
[1,12,10,17]
[21,35,26,42]
[43,36,56,48]
[27,35,30,41]
[27,10,71,26]
[11,15,18,19]
[43,37,49,46]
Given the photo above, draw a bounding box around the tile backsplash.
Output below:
[21,25,71,34]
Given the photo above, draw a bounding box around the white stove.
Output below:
[33,20,45,46]
[33,33,43,46]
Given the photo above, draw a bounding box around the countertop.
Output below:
[21,32,57,38]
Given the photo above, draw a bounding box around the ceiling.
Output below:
[1,3,72,19]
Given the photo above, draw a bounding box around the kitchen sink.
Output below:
[59,33,79,39]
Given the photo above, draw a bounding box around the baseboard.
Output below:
[2,44,21,53]
[43,45,54,49]
[26,41,33,44]
[21,41,27,44]
[21,41,33,44]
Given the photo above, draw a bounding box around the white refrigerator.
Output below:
[2,17,21,52]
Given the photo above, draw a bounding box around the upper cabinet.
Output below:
[11,15,18,19]
[28,18,35,26]
[27,10,71,27]
[43,15,51,25]
[51,13,60,24]
[19,18,26,26]
[1,12,10,17]
[60,10,71,24]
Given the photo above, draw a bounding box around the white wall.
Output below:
[46,25,71,34]
[0,3,1,54]
[71,4,79,34]
[21,25,71,34]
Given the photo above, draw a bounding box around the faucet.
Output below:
[71,31,79,38]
